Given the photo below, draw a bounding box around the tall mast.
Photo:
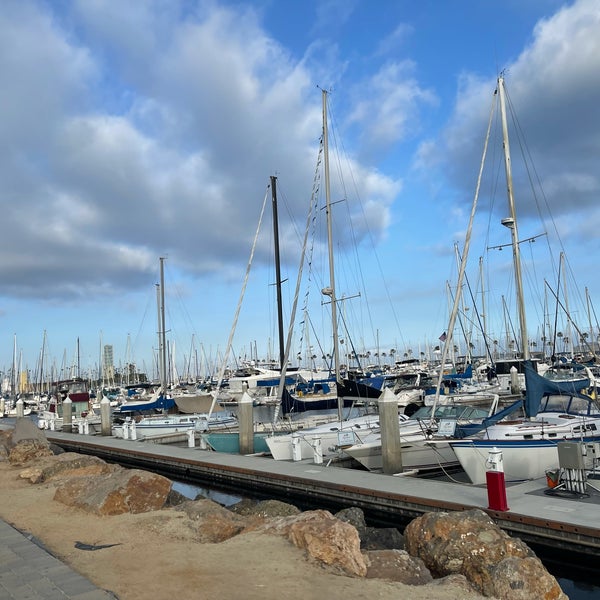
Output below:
[270,175,286,370]
[157,257,168,395]
[321,89,342,419]
[498,76,529,360]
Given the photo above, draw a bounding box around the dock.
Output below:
[44,430,600,558]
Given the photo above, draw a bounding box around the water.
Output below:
[171,480,243,506]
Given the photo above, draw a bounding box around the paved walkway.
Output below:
[0,519,117,599]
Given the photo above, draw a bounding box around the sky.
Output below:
[2,0,600,384]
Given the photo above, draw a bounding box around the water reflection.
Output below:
[171,480,242,506]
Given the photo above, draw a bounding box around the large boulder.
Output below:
[258,509,367,577]
[176,498,251,542]
[9,440,54,465]
[53,467,173,515]
[12,418,49,446]
[334,505,404,550]
[228,498,300,518]
[364,549,433,584]
[404,508,566,599]
[18,452,115,484]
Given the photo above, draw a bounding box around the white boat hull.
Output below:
[343,436,458,472]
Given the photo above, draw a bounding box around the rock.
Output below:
[227,497,259,515]
[361,526,404,550]
[426,573,482,595]
[229,498,300,518]
[364,549,433,584]
[404,508,566,598]
[18,452,114,484]
[53,467,173,515]
[334,506,403,550]
[176,498,249,542]
[491,556,567,600]
[164,488,189,507]
[12,418,49,446]
[9,440,54,465]
[258,509,367,577]
[335,506,367,536]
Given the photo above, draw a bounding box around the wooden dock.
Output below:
[44,430,600,557]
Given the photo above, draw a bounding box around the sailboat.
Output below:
[449,75,600,484]
[265,89,379,461]
[114,257,176,416]
[112,259,239,439]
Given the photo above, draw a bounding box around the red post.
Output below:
[486,447,509,511]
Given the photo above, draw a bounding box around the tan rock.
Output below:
[19,452,115,484]
[404,508,565,599]
[364,549,433,584]
[491,556,567,600]
[53,468,172,515]
[259,509,367,577]
[176,498,249,542]
[9,440,54,465]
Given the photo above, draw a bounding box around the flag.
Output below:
[439,332,447,342]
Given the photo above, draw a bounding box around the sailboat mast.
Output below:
[321,88,344,422]
[498,76,530,360]
[270,175,286,370]
[321,90,341,389]
[157,256,168,395]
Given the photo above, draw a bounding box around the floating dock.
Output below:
[43,430,600,558]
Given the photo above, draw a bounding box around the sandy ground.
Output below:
[0,460,487,600]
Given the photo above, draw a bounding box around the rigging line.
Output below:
[297,140,324,358]
[544,280,596,357]
[458,248,494,365]
[551,255,563,359]
[326,92,406,349]
[431,84,496,417]
[503,84,564,278]
[207,185,270,419]
[273,151,328,423]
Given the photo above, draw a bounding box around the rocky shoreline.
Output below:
[0,419,567,599]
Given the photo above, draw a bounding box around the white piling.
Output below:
[77,420,84,434]
[100,396,112,436]
[187,428,195,448]
[378,387,403,474]
[62,397,73,432]
[83,419,90,435]
[130,420,137,440]
[291,434,302,461]
[122,421,130,440]
[312,436,323,464]
[16,398,24,418]
[238,391,254,455]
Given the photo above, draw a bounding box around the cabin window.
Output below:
[542,395,570,413]
[567,396,591,416]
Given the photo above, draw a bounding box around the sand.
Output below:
[0,460,487,600]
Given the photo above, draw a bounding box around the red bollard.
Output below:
[486,447,509,511]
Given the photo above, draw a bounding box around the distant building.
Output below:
[103,345,115,382]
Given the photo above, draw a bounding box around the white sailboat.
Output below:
[265,89,379,461]
[113,258,235,439]
[449,75,600,484]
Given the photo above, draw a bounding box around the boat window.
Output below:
[566,396,592,416]
[541,395,570,413]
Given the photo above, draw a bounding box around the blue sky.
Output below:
[1,0,599,384]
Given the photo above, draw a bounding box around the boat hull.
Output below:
[343,438,459,472]
[450,437,600,484]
